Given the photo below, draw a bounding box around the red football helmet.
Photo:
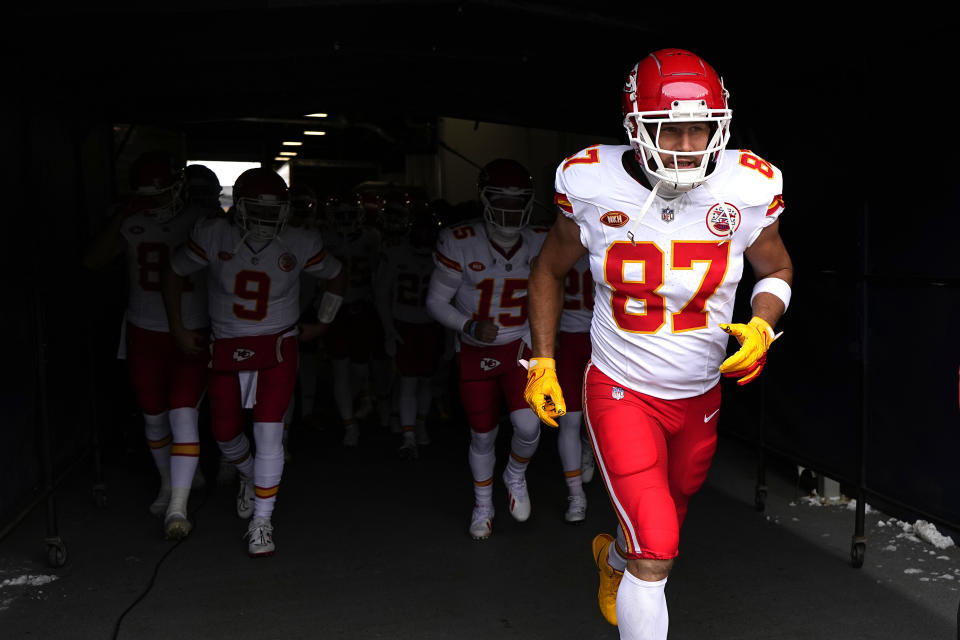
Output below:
[129,150,184,222]
[184,163,221,210]
[323,192,365,235]
[233,168,290,241]
[288,184,319,228]
[477,159,534,235]
[622,48,732,191]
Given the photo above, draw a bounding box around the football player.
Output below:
[553,253,593,523]
[321,192,383,446]
[425,158,547,540]
[374,199,443,458]
[82,149,210,539]
[163,167,346,557]
[183,163,223,214]
[524,49,793,639]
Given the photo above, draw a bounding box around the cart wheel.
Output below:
[754,487,767,512]
[93,485,107,508]
[850,540,865,568]
[47,540,68,568]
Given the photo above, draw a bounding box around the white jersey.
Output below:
[555,144,785,399]
[120,203,209,332]
[170,218,342,339]
[325,227,381,305]
[560,253,593,334]
[378,239,435,324]
[433,219,548,347]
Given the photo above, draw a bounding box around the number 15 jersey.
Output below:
[555,145,785,399]
[432,220,547,348]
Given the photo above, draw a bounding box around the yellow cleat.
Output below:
[592,533,623,626]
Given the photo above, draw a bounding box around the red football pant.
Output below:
[556,330,591,412]
[125,322,208,415]
[208,337,299,442]
[583,363,719,560]
[457,339,531,433]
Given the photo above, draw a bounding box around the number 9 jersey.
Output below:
[555,144,785,399]
[170,217,342,339]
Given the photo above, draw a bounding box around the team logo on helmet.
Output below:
[278,253,297,272]
[706,202,742,237]
[469,261,486,272]
[600,211,630,228]
[232,348,255,362]
[661,207,675,223]
[479,357,501,372]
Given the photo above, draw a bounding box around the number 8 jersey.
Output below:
[555,144,785,399]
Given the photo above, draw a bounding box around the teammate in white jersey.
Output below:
[554,253,594,523]
[375,200,443,458]
[164,167,345,557]
[322,193,384,446]
[525,49,794,639]
[82,150,210,540]
[426,159,547,540]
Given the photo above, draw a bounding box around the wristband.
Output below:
[317,291,344,324]
[750,277,791,311]
[465,320,479,339]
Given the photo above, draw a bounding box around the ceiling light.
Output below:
[279,151,297,156]
[303,130,326,136]
[274,157,289,162]
[282,141,303,146]
[305,113,328,118]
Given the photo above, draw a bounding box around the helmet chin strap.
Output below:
[484,221,521,248]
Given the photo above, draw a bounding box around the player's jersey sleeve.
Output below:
[432,225,466,277]
[723,149,785,246]
[301,230,343,279]
[170,217,216,276]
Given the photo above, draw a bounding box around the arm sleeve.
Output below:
[426,267,469,333]
[303,231,343,279]
[170,221,211,277]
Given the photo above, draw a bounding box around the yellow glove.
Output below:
[718,316,780,386]
[522,357,567,428]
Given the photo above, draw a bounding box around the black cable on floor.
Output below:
[110,486,209,640]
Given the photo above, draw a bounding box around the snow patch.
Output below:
[913,520,955,550]
[0,575,59,589]
[904,568,923,575]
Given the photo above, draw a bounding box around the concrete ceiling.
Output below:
[7,4,902,168]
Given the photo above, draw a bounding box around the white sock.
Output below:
[505,409,540,481]
[557,411,585,497]
[616,572,669,640]
[253,422,285,520]
[168,407,200,490]
[167,407,200,516]
[143,412,172,493]
[469,428,498,507]
[217,433,254,478]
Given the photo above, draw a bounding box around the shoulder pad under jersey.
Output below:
[555,144,631,202]
[715,149,784,208]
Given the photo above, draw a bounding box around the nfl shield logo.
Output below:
[661,207,675,223]
[611,386,625,400]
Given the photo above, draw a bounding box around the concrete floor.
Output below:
[1,407,958,640]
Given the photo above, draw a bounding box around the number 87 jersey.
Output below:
[555,144,785,400]
[432,220,547,347]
